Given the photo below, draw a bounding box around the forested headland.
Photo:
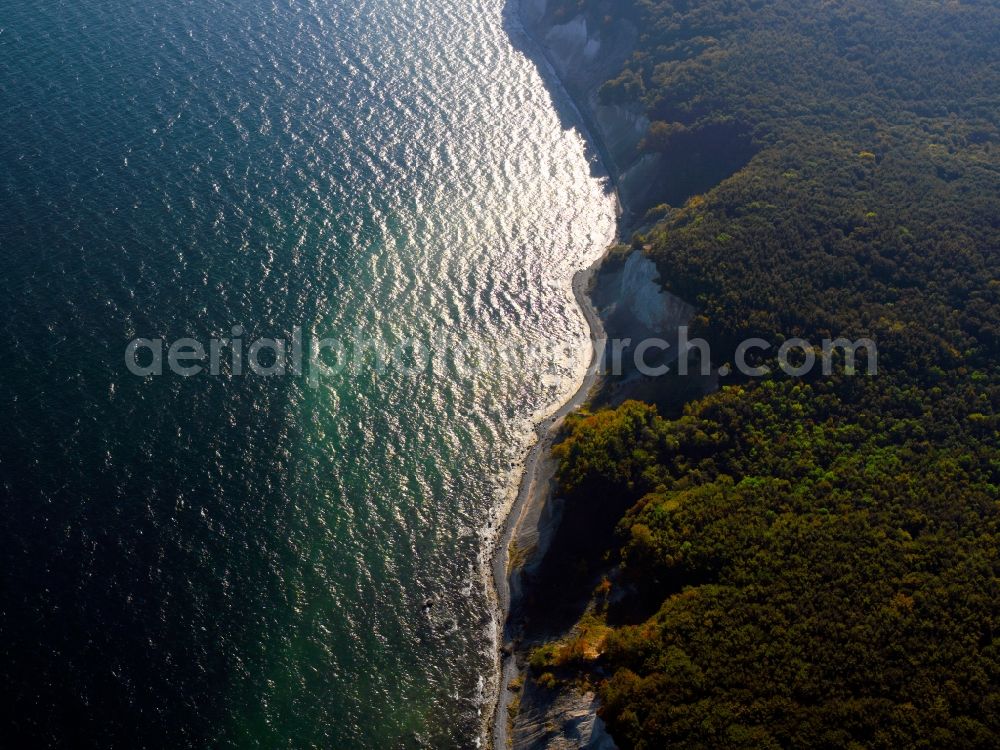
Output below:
[518,1,1000,747]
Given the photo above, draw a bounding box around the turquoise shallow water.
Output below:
[0,0,614,746]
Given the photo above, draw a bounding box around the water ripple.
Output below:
[0,0,614,746]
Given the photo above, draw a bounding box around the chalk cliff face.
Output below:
[512,681,617,750]
[545,16,596,68]
[522,3,631,88]
[589,250,695,377]
[618,251,694,334]
[593,103,649,172]
[516,1,668,220]
[534,15,633,100]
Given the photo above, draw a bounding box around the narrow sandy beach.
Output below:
[486,4,625,747]
[489,242,613,749]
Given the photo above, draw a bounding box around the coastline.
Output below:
[489,244,612,750]
[488,2,628,747]
[490,250,613,618]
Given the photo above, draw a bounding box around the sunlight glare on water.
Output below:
[0,0,615,746]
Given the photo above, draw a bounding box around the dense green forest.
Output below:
[527,0,1000,747]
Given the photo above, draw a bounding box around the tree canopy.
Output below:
[528,1,1000,747]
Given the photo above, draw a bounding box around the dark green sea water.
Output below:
[0,0,614,746]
